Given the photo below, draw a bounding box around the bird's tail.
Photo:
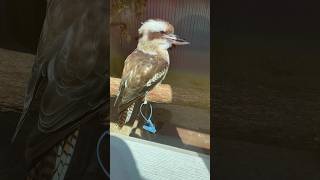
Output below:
[26,129,79,180]
[118,103,135,128]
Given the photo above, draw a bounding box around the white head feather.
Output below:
[137,19,173,59]
[138,19,170,34]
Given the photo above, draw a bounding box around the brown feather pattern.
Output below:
[26,129,79,180]
[115,49,168,127]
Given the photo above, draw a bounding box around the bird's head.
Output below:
[137,19,189,54]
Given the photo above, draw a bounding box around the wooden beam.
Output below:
[0,48,34,112]
[111,77,210,108]
[0,48,209,112]
[110,77,173,104]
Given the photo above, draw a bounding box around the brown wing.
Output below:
[115,50,168,112]
[12,0,107,139]
[39,0,107,133]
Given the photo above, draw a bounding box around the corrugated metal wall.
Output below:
[110,0,210,78]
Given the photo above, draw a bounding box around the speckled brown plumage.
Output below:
[26,129,79,180]
[114,49,168,126]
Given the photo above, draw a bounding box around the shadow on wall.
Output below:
[110,135,144,180]
[198,152,210,173]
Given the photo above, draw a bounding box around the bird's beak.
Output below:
[163,33,190,45]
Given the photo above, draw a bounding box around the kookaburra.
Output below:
[10,0,107,179]
[114,19,189,128]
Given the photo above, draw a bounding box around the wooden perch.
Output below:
[110,76,210,108]
[0,48,34,112]
[0,48,209,112]
[110,77,173,103]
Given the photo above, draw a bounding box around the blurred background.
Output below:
[0,1,108,178]
[214,0,320,179]
[0,0,45,168]
[0,0,46,53]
